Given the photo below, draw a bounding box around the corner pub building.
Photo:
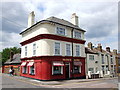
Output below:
[20,12,86,80]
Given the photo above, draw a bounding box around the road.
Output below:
[1,74,119,89]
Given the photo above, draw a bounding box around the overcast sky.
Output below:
[1,0,119,52]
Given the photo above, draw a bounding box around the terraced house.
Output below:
[85,42,117,78]
[20,12,86,80]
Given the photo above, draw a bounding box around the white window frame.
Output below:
[29,65,35,75]
[54,42,61,55]
[75,44,80,56]
[22,66,27,74]
[66,43,71,56]
[33,43,36,56]
[25,46,27,56]
[73,30,81,39]
[56,26,66,36]
[73,65,81,73]
[52,66,63,75]
[89,55,94,60]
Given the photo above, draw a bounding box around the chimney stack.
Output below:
[88,42,93,50]
[113,49,117,55]
[97,43,102,52]
[71,13,79,26]
[106,47,110,52]
[28,11,35,27]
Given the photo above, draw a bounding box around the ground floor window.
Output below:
[29,66,35,75]
[88,68,94,73]
[52,66,63,75]
[22,66,27,74]
[74,66,81,74]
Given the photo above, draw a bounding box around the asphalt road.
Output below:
[2,74,44,88]
[1,74,119,89]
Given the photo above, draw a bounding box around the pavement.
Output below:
[2,73,118,85]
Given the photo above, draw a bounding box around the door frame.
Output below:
[65,62,70,78]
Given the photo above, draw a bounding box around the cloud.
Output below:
[1,0,118,51]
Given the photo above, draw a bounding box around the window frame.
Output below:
[22,66,27,74]
[74,30,82,39]
[75,45,80,56]
[73,65,81,74]
[52,66,63,75]
[33,43,36,56]
[89,55,94,60]
[25,46,27,56]
[54,42,61,55]
[29,65,35,75]
[56,27,66,36]
[88,68,94,73]
[66,43,71,56]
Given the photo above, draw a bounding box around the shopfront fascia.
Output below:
[20,56,86,80]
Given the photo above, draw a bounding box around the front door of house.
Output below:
[65,63,70,79]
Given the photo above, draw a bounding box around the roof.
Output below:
[4,53,21,65]
[85,47,98,54]
[20,16,86,35]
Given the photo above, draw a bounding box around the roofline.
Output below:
[20,20,86,35]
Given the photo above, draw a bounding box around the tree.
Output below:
[1,47,21,65]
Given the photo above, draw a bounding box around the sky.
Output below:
[1,0,119,52]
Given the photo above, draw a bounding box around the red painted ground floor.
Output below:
[20,56,86,80]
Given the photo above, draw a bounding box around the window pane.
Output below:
[25,46,27,56]
[53,66,62,74]
[89,55,94,60]
[55,42,60,55]
[76,45,80,56]
[66,44,71,56]
[56,27,65,35]
[33,44,36,55]
[74,66,80,73]
[74,31,81,39]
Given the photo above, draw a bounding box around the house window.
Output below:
[88,68,94,73]
[102,66,105,74]
[66,44,71,56]
[52,66,63,75]
[55,42,60,55]
[25,46,27,56]
[74,31,81,39]
[96,67,98,73]
[111,57,113,64]
[22,66,27,74]
[56,27,65,36]
[101,54,104,64]
[74,66,81,74]
[30,66,35,75]
[33,43,36,55]
[76,45,80,56]
[89,55,94,60]
[118,59,120,65]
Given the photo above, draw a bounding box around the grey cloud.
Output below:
[2,2,28,33]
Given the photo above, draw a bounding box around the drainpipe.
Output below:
[71,28,74,78]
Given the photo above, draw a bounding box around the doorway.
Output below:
[65,63,70,79]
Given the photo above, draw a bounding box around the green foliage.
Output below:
[1,47,21,65]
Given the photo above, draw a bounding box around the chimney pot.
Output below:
[97,43,102,52]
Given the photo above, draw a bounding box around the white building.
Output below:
[85,42,116,78]
[20,12,86,80]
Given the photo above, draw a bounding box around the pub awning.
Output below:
[27,62,34,66]
[53,61,64,66]
[74,61,82,66]
[21,62,27,66]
